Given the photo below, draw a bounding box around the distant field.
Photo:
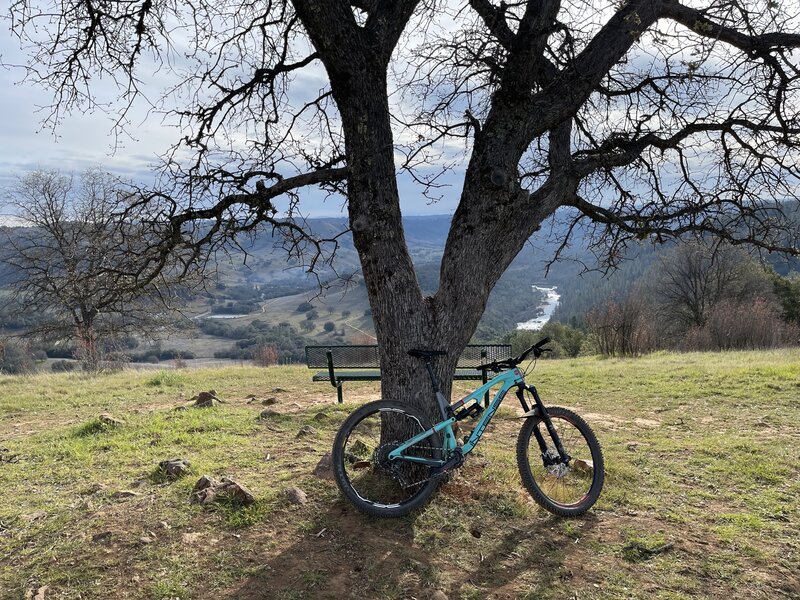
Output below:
[0,350,798,599]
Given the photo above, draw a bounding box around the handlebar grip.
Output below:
[535,337,551,348]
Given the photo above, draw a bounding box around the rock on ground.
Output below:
[99,413,125,427]
[296,425,316,438]
[159,458,191,480]
[284,486,308,505]
[313,453,334,480]
[191,391,225,408]
[190,475,255,506]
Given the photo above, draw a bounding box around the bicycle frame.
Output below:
[387,367,526,467]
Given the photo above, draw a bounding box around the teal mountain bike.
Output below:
[332,337,604,518]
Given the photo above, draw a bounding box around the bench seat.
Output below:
[306,343,512,403]
[312,368,489,382]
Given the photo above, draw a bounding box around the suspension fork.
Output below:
[517,384,571,463]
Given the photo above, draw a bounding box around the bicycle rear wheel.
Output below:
[516,406,604,517]
[332,400,443,518]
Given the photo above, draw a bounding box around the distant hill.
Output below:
[2,204,798,357]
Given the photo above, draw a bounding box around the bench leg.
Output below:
[337,383,343,404]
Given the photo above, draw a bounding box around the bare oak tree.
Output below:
[655,240,771,328]
[7,0,800,412]
[0,169,193,370]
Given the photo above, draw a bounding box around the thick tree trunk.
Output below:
[334,67,460,422]
[291,0,565,422]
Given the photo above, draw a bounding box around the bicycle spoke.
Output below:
[341,408,439,507]
[530,416,594,506]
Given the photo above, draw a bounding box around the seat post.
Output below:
[422,357,440,393]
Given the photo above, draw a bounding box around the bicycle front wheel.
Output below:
[332,400,443,518]
[516,406,604,517]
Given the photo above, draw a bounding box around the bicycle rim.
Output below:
[528,414,597,508]
[339,406,439,509]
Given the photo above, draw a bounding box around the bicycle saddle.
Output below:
[408,349,447,358]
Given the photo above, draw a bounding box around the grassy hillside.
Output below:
[0,350,798,599]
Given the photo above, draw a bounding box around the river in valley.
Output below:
[516,286,560,330]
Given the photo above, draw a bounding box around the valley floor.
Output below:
[0,350,798,599]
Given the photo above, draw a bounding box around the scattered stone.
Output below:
[430,591,448,600]
[470,528,482,538]
[296,425,316,438]
[130,479,148,489]
[284,486,308,505]
[159,521,171,530]
[626,441,640,452]
[99,413,125,427]
[24,584,48,600]
[260,409,279,420]
[159,458,191,480]
[139,535,155,545]
[262,397,278,406]
[572,459,594,474]
[192,390,225,408]
[349,440,369,457]
[312,412,328,422]
[270,387,287,393]
[91,531,113,543]
[110,490,141,500]
[190,475,255,506]
[313,453,334,480]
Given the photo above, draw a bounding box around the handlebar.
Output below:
[476,337,551,372]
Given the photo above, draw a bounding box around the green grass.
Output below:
[0,351,799,599]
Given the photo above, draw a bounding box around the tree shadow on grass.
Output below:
[226,498,600,600]
[450,512,601,599]
[227,501,432,600]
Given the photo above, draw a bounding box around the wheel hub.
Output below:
[373,442,401,472]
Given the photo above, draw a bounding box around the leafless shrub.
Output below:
[684,298,796,351]
[586,293,655,357]
[253,345,278,367]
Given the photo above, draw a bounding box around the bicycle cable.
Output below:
[522,354,538,378]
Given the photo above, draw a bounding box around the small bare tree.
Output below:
[655,240,773,328]
[586,293,654,357]
[0,169,195,371]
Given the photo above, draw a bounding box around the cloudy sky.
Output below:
[0,28,462,218]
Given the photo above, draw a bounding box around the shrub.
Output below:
[253,344,279,367]
[296,301,314,313]
[684,297,794,350]
[51,360,77,372]
[323,321,336,333]
[586,294,655,357]
[0,339,36,374]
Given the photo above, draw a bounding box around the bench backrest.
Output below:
[305,344,513,369]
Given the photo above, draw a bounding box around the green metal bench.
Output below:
[305,344,513,403]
